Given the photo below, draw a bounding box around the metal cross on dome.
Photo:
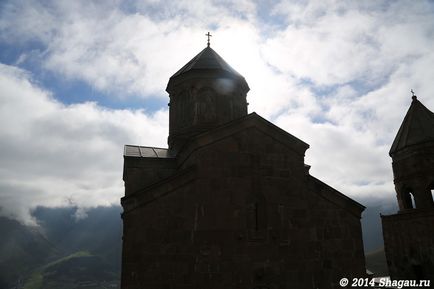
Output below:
[206,32,212,47]
[411,89,417,100]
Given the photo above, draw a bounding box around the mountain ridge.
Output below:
[0,206,122,289]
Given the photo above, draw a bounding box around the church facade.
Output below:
[121,43,366,289]
[382,94,434,280]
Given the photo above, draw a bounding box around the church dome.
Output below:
[166,46,249,94]
[166,44,250,153]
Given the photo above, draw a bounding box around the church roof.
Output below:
[390,97,434,156]
[170,46,243,78]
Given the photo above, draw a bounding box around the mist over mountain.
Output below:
[31,205,123,271]
[0,205,122,289]
[0,216,57,288]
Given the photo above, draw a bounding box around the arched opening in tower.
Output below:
[429,180,434,207]
[431,189,434,204]
[401,188,416,209]
[410,192,416,209]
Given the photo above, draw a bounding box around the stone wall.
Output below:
[121,126,366,289]
[382,209,434,280]
[123,157,176,196]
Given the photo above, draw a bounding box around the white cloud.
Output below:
[0,63,168,223]
[256,0,434,205]
[0,0,434,222]
[275,112,394,203]
[274,50,434,204]
[263,0,434,87]
[0,0,259,98]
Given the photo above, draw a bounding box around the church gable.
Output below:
[177,113,363,217]
[179,125,307,185]
[178,112,309,168]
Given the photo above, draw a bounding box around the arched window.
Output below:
[247,200,267,240]
[247,202,266,233]
[400,188,415,209]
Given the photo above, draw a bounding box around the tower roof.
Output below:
[166,45,249,94]
[390,97,434,156]
[170,46,243,78]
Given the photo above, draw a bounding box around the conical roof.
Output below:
[170,46,243,78]
[390,97,434,156]
[166,45,249,94]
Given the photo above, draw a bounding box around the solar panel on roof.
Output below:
[124,145,173,158]
[124,145,141,157]
[139,146,158,157]
[153,148,169,158]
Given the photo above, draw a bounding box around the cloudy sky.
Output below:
[1,0,434,223]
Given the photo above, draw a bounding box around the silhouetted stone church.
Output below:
[121,40,366,289]
[382,94,434,281]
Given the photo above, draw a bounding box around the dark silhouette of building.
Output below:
[121,43,366,289]
[382,93,434,281]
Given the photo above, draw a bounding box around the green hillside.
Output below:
[0,206,122,289]
[23,251,119,289]
[0,217,60,288]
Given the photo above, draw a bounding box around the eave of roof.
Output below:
[308,175,365,217]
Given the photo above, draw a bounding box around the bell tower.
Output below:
[389,92,434,210]
[166,36,249,153]
[382,91,434,281]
